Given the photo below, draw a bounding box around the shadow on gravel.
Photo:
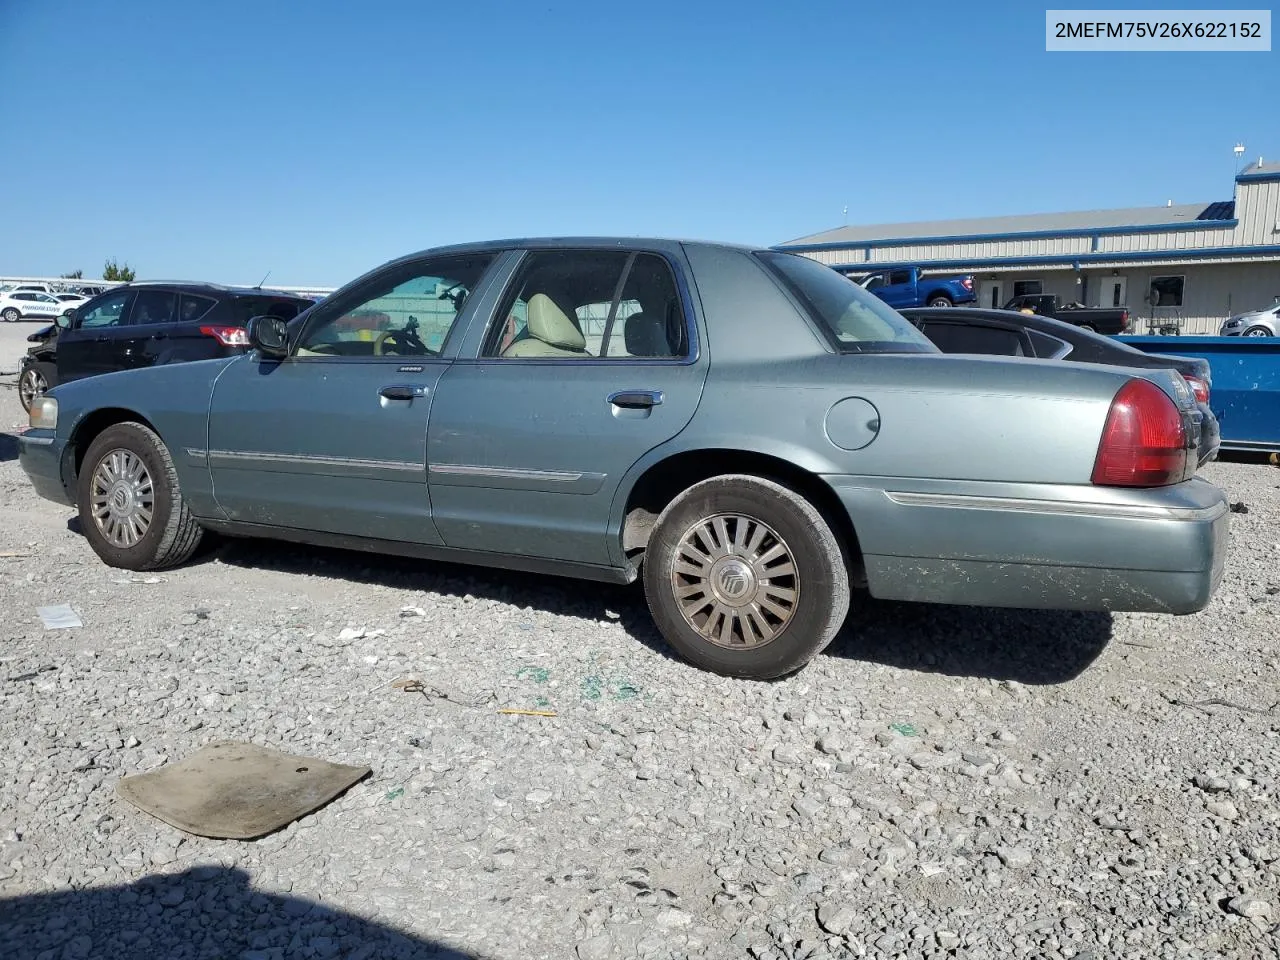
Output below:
[827,599,1113,685]
[211,538,1112,684]
[0,432,17,463]
[0,866,486,960]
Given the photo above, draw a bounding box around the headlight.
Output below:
[1224,318,1242,327]
[29,397,57,430]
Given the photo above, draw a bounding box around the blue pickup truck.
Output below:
[844,265,977,308]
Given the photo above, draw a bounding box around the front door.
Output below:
[1098,275,1127,308]
[205,252,502,544]
[427,248,709,568]
[978,280,1002,310]
[56,289,136,383]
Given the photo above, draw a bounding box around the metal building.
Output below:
[775,160,1280,335]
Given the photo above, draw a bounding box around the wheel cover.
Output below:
[670,513,800,649]
[19,369,46,408]
[90,449,155,548]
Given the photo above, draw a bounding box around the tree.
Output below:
[103,259,136,282]
[60,269,83,279]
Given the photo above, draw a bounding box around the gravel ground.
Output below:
[1,322,1279,959]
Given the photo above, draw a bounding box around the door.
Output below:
[978,280,1002,310]
[26,293,63,319]
[119,288,179,370]
[55,289,136,382]
[427,248,709,568]
[205,252,501,543]
[876,268,915,308]
[1098,275,1127,308]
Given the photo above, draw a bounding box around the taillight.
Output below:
[1120,310,1130,330]
[961,277,974,290]
[1182,374,1209,405]
[1091,378,1189,487]
[200,325,249,346]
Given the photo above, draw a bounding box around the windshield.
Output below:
[755,252,938,354]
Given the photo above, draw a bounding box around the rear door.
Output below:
[55,289,136,382]
[426,247,709,568]
[120,288,180,370]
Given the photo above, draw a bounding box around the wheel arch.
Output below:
[612,445,863,580]
[68,407,161,479]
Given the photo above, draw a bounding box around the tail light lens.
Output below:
[1182,374,1210,405]
[1120,310,1130,331]
[961,277,974,290]
[1091,379,1189,487]
[200,325,249,346]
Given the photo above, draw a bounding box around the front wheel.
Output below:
[642,475,851,679]
[1243,326,1272,337]
[18,368,47,412]
[2,308,19,322]
[926,296,953,308]
[77,422,204,570]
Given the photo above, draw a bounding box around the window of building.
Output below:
[1012,279,1043,297]
[1149,275,1185,307]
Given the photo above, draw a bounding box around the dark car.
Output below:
[1001,293,1132,334]
[901,306,1220,464]
[17,282,315,411]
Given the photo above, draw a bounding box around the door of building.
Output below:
[978,280,1002,309]
[1098,275,1128,308]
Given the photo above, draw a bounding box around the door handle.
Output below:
[608,389,664,409]
[379,384,427,401]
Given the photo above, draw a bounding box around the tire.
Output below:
[926,296,953,308]
[2,308,19,322]
[18,368,47,412]
[1079,323,1096,332]
[77,422,204,570]
[642,474,851,679]
[1243,326,1272,337]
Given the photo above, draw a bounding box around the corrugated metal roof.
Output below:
[1237,160,1280,178]
[782,201,1226,246]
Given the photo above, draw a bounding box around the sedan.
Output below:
[18,239,1229,679]
[1220,301,1278,337]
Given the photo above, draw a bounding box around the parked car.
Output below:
[900,306,1220,464]
[1,290,72,322]
[19,239,1227,680]
[1000,293,1132,334]
[1219,299,1278,337]
[14,281,314,412]
[845,265,976,308]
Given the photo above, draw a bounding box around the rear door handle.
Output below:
[379,384,427,401]
[608,389,664,409]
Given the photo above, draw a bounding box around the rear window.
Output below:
[227,295,314,325]
[755,252,938,354]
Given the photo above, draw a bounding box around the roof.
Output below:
[123,280,314,298]
[1237,160,1280,181]
[780,201,1235,248]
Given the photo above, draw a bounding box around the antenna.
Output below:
[842,204,848,225]
[254,270,271,290]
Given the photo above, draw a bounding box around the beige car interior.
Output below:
[501,293,590,358]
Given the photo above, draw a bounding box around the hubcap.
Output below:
[90,449,154,548]
[19,370,46,408]
[670,514,799,649]
[1245,328,1269,337]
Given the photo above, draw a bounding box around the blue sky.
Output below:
[0,0,1275,286]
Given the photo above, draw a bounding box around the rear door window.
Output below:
[129,290,178,325]
[179,294,217,323]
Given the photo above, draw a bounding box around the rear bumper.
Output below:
[18,431,75,507]
[825,476,1229,614]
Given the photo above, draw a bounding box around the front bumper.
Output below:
[18,430,75,507]
[825,475,1229,615]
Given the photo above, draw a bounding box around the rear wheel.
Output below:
[18,368,47,412]
[926,296,953,308]
[77,422,204,570]
[1078,323,1097,332]
[642,475,850,679]
[2,308,19,322]
[1243,325,1272,337]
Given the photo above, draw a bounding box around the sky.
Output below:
[0,0,1276,287]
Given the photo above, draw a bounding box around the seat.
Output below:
[502,293,590,358]
[622,311,673,357]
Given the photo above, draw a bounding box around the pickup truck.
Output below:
[849,265,977,308]
[1002,293,1131,334]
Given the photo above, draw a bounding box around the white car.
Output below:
[0,290,75,322]
[1220,300,1279,337]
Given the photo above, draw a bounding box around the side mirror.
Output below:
[247,315,289,358]
[55,312,72,329]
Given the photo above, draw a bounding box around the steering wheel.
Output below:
[374,329,435,357]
